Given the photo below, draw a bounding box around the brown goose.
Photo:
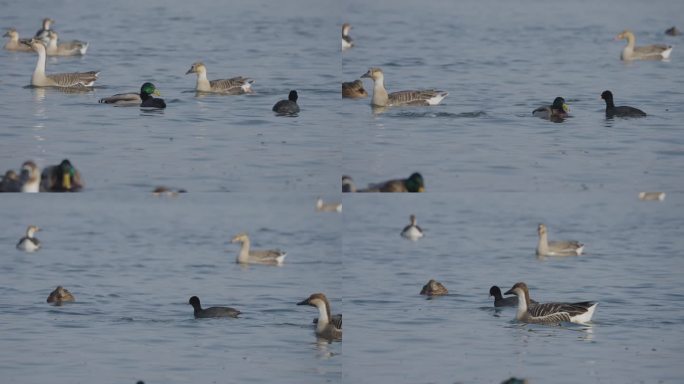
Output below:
[24,39,98,88]
[361,67,448,107]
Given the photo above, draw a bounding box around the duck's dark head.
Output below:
[58,159,76,190]
[489,286,503,298]
[188,296,201,310]
[288,90,298,102]
[141,82,160,97]
[406,172,425,192]
[552,97,568,113]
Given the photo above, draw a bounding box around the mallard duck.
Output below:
[361,67,448,107]
[17,225,41,252]
[601,90,646,118]
[272,90,300,115]
[616,30,672,61]
[358,172,425,192]
[536,224,584,257]
[40,159,83,192]
[342,79,368,98]
[533,97,569,122]
[3,28,32,52]
[24,39,98,88]
[420,279,448,296]
[298,293,342,340]
[185,62,253,94]
[45,30,88,56]
[341,23,353,50]
[98,82,165,108]
[188,296,240,318]
[47,286,75,304]
[505,282,598,325]
[230,233,287,265]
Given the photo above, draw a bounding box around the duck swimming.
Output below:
[17,225,41,252]
[357,172,425,193]
[601,90,646,118]
[341,23,353,50]
[532,97,568,122]
[401,214,424,240]
[40,159,83,192]
[272,90,300,115]
[47,286,75,304]
[3,28,32,52]
[536,223,584,257]
[616,30,672,61]
[342,79,368,98]
[99,82,165,108]
[19,161,41,193]
[420,279,448,296]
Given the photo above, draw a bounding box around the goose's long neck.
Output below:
[238,238,251,261]
[195,69,210,91]
[515,292,528,320]
[371,75,388,106]
[625,33,635,49]
[33,47,47,80]
[537,230,548,254]
[314,301,331,332]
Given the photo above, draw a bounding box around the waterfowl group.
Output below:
[420,279,448,296]
[189,296,240,318]
[489,285,538,308]
[272,90,300,115]
[185,62,253,94]
[536,223,584,257]
[361,67,448,107]
[298,293,342,340]
[400,214,424,240]
[47,286,75,304]
[16,225,41,252]
[230,232,287,265]
[0,159,83,193]
[505,282,598,325]
[616,29,672,61]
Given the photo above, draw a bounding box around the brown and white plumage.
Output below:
[3,28,32,52]
[420,279,448,296]
[24,39,98,88]
[34,18,54,44]
[185,62,253,94]
[47,286,75,304]
[230,232,286,265]
[361,67,448,107]
[342,79,368,98]
[617,30,673,61]
[505,282,597,325]
[17,225,41,252]
[46,31,88,56]
[19,161,41,193]
[298,293,342,341]
[536,224,584,257]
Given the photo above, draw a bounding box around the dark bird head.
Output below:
[288,90,298,102]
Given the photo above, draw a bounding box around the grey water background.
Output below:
[342,0,684,193]
[0,194,342,384]
[1,0,340,193]
[1,0,684,383]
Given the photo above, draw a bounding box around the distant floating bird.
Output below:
[188,296,240,318]
[47,286,75,304]
[19,161,41,193]
[34,17,54,44]
[298,293,342,340]
[341,23,353,50]
[185,62,254,94]
[24,39,98,88]
[0,170,21,192]
[616,30,672,61]
[342,175,356,192]
[17,225,41,252]
[41,159,83,192]
[3,28,32,52]
[638,192,666,201]
[316,197,341,212]
[152,186,187,197]
[401,214,424,240]
[533,97,568,122]
[504,282,598,325]
[272,90,300,115]
[361,67,448,107]
[665,26,681,36]
[230,233,287,265]
[46,30,88,56]
[342,79,368,98]
[357,172,425,193]
[420,279,448,296]
[601,90,646,118]
[536,223,584,257]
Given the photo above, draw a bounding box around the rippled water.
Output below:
[2,0,684,383]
